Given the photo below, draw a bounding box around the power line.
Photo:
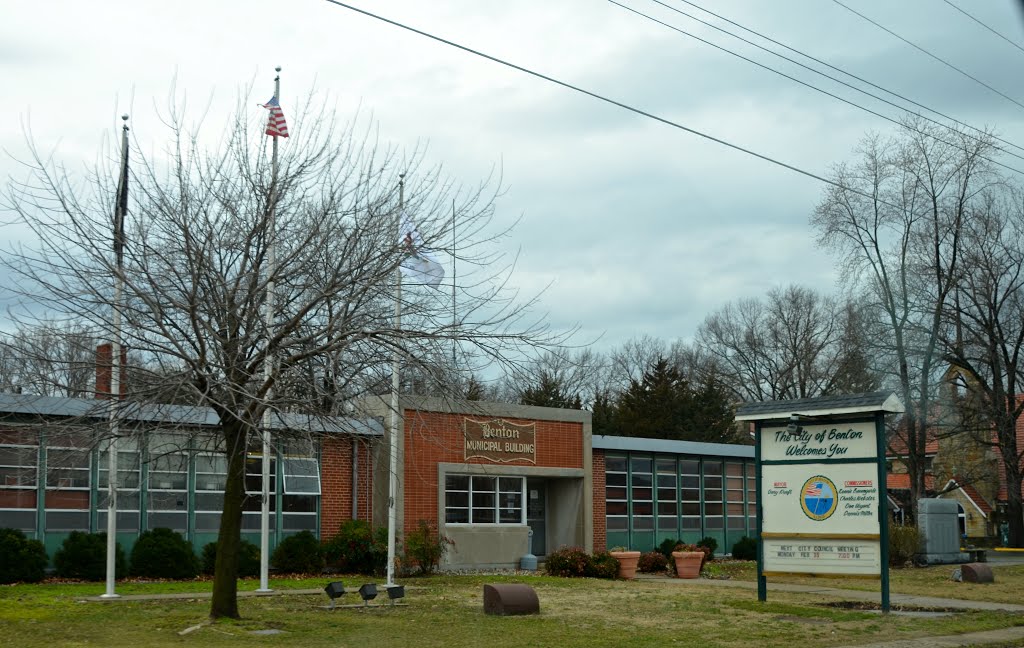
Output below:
[831,0,1024,115]
[668,0,1024,157]
[942,0,1024,57]
[319,0,902,208]
[611,0,1024,176]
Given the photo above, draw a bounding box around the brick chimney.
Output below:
[95,343,128,399]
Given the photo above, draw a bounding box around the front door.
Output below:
[527,478,546,556]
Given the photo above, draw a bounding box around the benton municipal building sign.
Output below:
[463,417,536,464]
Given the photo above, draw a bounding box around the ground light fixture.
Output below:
[386,585,405,605]
[324,582,346,609]
[358,583,378,605]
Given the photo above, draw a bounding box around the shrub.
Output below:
[638,550,668,573]
[544,546,618,579]
[271,530,324,574]
[587,551,620,579]
[402,520,453,576]
[658,537,681,561]
[322,519,388,575]
[889,524,921,567]
[201,539,260,577]
[130,528,199,579]
[730,536,758,562]
[697,536,718,561]
[0,528,48,584]
[544,546,592,577]
[54,531,126,581]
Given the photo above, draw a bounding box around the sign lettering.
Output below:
[463,418,536,464]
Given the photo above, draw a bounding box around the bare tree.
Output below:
[695,285,853,402]
[0,322,97,397]
[812,116,999,521]
[1,92,559,618]
[942,188,1024,545]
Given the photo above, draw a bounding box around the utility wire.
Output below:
[320,1,906,208]
[942,0,1024,57]
[612,0,1024,176]
[832,0,1024,115]
[662,0,1024,157]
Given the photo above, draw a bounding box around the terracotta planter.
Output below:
[671,551,704,579]
[609,550,641,580]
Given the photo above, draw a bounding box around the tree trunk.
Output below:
[210,420,248,619]
[999,427,1023,547]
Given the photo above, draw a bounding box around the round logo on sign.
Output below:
[800,475,838,521]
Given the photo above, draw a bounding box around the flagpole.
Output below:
[386,175,405,587]
[257,67,281,594]
[102,113,129,599]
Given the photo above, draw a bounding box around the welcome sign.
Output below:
[736,392,901,608]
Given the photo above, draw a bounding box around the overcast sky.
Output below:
[3,0,1024,354]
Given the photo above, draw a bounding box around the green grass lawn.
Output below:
[717,560,1024,605]
[2,571,1023,648]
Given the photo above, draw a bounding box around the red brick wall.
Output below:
[320,435,374,539]
[402,410,584,534]
[592,449,606,551]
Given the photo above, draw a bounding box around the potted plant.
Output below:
[671,543,707,579]
[608,547,642,580]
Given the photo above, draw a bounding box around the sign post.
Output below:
[736,392,903,612]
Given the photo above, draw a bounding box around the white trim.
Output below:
[939,479,989,519]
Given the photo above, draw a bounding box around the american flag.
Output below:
[805,482,823,497]
[263,95,289,138]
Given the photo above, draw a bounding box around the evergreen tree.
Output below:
[614,357,737,442]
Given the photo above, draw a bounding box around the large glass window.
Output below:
[0,430,38,532]
[604,456,628,532]
[194,453,226,532]
[630,457,653,531]
[242,449,277,531]
[746,462,757,531]
[726,462,746,531]
[147,434,188,531]
[703,460,723,531]
[656,458,677,532]
[680,459,701,531]
[44,433,91,532]
[281,440,319,531]
[444,474,524,524]
[97,439,141,532]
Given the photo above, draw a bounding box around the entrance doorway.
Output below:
[527,478,546,556]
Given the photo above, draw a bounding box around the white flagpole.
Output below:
[102,113,129,599]
[386,175,405,587]
[257,67,281,594]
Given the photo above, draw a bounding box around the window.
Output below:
[656,458,677,532]
[604,455,628,532]
[445,474,524,524]
[0,430,38,532]
[243,446,277,532]
[703,460,723,531]
[726,462,746,530]
[45,437,91,532]
[147,434,188,531]
[194,454,226,532]
[746,462,756,531]
[630,456,653,531]
[97,439,141,533]
[281,441,319,531]
[680,459,700,530]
